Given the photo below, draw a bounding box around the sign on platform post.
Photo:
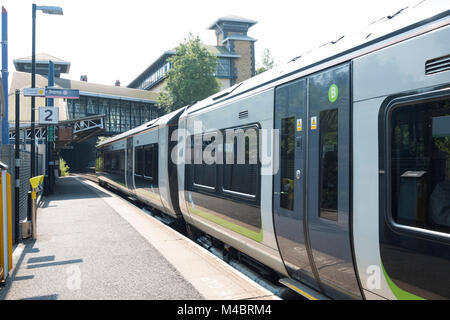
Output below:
[45,88,79,99]
[39,107,59,125]
[23,88,45,97]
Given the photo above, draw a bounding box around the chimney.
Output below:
[115,80,120,87]
[80,75,88,82]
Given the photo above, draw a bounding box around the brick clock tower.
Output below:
[208,15,257,85]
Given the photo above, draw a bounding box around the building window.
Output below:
[216,58,231,77]
[389,95,450,234]
[68,100,75,120]
[121,101,131,132]
[139,62,172,90]
[151,108,159,120]
[98,99,108,117]
[87,97,97,115]
[73,96,86,119]
[131,102,140,128]
[141,106,150,123]
[109,100,120,133]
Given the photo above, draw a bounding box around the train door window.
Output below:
[144,144,158,180]
[193,134,217,190]
[223,126,259,197]
[276,79,306,211]
[390,95,450,234]
[280,117,296,210]
[319,109,339,221]
[119,151,125,173]
[111,151,119,172]
[135,147,145,176]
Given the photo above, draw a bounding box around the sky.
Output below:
[0,0,424,87]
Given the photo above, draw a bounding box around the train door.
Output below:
[273,78,321,291]
[305,64,362,299]
[379,90,450,299]
[125,137,135,191]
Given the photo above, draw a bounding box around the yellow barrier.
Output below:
[0,171,13,282]
[30,175,44,240]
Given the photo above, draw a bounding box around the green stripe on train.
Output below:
[382,263,424,300]
[188,205,263,243]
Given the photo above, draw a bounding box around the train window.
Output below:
[223,126,259,197]
[111,151,119,172]
[135,147,145,176]
[390,96,450,234]
[280,117,295,210]
[119,151,125,172]
[104,152,112,172]
[319,109,338,221]
[193,134,217,189]
[144,144,158,180]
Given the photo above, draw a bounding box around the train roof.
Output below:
[184,0,450,116]
[97,107,186,148]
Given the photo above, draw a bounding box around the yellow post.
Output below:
[7,173,12,273]
[0,171,4,281]
[0,171,12,281]
[29,175,44,240]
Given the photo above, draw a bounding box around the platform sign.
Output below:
[39,107,59,125]
[45,88,79,99]
[23,88,45,97]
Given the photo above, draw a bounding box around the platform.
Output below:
[0,176,279,300]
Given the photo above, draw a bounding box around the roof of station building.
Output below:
[14,53,71,74]
[207,15,258,29]
[10,71,159,103]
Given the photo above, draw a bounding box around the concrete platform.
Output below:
[0,176,279,300]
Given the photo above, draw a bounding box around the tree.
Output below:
[157,34,220,112]
[256,48,275,75]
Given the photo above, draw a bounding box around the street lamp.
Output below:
[30,4,63,178]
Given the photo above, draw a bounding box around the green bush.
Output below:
[60,158,70,177]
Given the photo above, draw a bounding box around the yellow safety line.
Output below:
[283,282,318,300]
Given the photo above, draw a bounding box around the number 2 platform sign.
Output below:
[39,107,59,125]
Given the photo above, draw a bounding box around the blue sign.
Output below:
[45,88,79,99]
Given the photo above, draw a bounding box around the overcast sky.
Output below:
[1,0,423,87]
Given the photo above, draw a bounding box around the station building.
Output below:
[128,15,258,92]
[9,54,159,171]
[11,54,159,135]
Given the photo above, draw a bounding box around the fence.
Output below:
[1,145,44,244]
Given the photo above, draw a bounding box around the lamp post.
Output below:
[30,4,63,178]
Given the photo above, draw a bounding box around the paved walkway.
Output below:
[0,176,277,300]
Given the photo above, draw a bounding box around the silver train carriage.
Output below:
[96,108,185,218]
[96,1,450,300]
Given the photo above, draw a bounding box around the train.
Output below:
[96,2,450,300]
